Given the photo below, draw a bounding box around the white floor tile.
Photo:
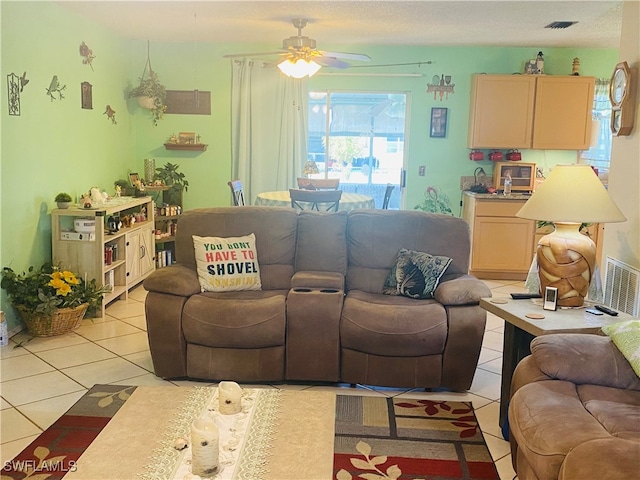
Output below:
[469,368,502,401]
[34,342,116,369]
[14,332,89,353]
[484,432,512,462]
[61,357,148,388]
[110,373,176,387]
[474,401,503,439]
[486,313,505,331]
[1,397,11,409]
[123,350,155,372]
[1,342,30,359]
[1,371,84,406]
[95,332,149,356]
[482,330,505,353]
[127,286,148,302]
[478,357,503,375]
[16,390,87,430]
[169,379,218,388]
[104,300,145,319]
[1,354,55,382]
[1,434,39,466]
[478,347,502,366]
[496,453,517,480]
[119,314,147,331]
[0,408,41,443]
[74,320,142,341]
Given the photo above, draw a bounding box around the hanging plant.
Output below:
[127,41,167,126]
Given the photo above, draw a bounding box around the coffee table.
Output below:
[64,387,336,479]
[479,297,637,438]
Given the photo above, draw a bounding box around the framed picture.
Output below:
[430,107,448,138]
[129,173,140,186]
[179,132,196,144]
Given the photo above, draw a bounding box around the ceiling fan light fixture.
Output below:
[277,57,321,78]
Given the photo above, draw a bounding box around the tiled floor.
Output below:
[1,280,528,479]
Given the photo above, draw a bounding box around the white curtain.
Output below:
[231,59,308,204]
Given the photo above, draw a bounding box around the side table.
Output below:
[479,297,636,438]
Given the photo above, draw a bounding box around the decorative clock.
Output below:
[609,61,636,136]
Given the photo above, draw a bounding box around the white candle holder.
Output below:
[218,381,243,415]
[190,417,219,477]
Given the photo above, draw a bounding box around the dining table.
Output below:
[254,190,375,212]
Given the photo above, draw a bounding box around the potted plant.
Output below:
[1,264,111,336]
[54,192,73,209]
[128,69,167,126]
[155,162,189,205]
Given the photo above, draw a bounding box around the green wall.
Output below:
[0,1,618,331]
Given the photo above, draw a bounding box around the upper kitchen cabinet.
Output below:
[467,74,595,150]
[468,75,536,149]
[532,76,595,149]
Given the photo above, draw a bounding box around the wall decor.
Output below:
[165,90,211,115]
[426,74,455,101]
[81,82,93,109]
[430,107,448,138]
[46,75,66,101]
[104,105,117,125]
[7,73,21,116]
[79,41,95,71]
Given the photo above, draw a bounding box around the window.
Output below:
[581,79,612,179]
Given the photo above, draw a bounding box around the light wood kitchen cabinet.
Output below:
[468,74,595,150]
[51,197,155,316]
[462,193,535,280]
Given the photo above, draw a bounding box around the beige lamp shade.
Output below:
[516,164,625,224]
[516,164,625,307]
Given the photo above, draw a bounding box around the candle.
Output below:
[218,381,242,415]
[190,417,219,477]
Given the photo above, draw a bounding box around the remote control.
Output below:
[594,305,618,316]
[510,293,542,299]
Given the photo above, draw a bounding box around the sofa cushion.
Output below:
[182,291,286,349]
[601,320,640,376]
[382,248,452,299]
[341,290,447,357]
[193,234,261,292]
[577,384,640,441]
[295,211,347,274]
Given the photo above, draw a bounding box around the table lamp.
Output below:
[302,159,319,177]
[516,164,625,307]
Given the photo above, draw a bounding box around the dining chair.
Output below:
[296,178,340,190]
[289,188,342,212]
[227,179,246,206]
[382,184,395,209]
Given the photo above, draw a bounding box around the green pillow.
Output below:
[382,248,452,299]
[601,320,640,377]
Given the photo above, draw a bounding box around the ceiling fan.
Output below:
[223,18,371,78]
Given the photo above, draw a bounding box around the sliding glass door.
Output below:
[308,91,407,209]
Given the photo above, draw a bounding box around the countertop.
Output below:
[462,191,532,200]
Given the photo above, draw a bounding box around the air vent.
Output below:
[603,257,640,316]
[545,21,578,29]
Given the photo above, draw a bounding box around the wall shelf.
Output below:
[164,143,208,151]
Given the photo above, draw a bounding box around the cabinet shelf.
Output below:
[155,236,176,244]
[164,143,208,151]
[104,259,126,273]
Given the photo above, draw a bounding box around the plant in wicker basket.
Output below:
[1,263,110,337]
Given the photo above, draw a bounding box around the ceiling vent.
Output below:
[545,21,578,29]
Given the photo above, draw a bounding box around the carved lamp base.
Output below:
[536,223,596,307]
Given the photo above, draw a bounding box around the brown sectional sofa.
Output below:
[143,206,491,390]
[509,334,640,480]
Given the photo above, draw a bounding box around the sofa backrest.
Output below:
[175,207,298,290]
[345,210,471,294]
[294,210,348,275]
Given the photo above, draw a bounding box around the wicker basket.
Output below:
[17,303,88,337]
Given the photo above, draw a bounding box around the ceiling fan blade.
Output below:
[319,51,371,62]
[223,51,286,59]
[316,56,350,69]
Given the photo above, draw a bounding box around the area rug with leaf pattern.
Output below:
[2,385,499,480]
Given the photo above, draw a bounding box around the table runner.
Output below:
[61,387,334,480]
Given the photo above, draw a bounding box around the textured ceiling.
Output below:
[56,0,623,49]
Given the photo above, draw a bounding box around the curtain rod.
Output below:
[317,72,424,78]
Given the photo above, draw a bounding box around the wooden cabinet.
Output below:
[468,75,536,149]
[51,197,155,316]
[468,74,595,150]
[462,193,535,280]
[148,187,182,268]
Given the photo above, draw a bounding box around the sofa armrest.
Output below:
[143,264,201,297]
[529,334,640,391]
[434,274,492,306]
[291,271,344,291]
